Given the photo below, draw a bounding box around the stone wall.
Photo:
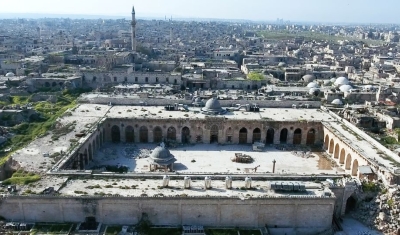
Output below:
[0,196,335,235]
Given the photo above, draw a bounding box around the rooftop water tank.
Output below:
[184,176,191,189]
[225,176,232,189]
[205,176,212,189]
[245,177,252,189]
[162,175,170,187]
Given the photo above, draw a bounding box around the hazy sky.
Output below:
[0,0,399,23]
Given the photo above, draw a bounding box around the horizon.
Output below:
[1,0,400,24]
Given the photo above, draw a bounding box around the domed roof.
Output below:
[334,76,349,86]
[323,80,332,85]
[5,72,15,77]
[302,74,316,83]
[331,99,343,105]
[201,97,227,114]
[330,78,336,83]
[309,88,320,96]
[307,82,319,88]
[339,84,352,92]
[149,144,176,165]
[278,62,286,67]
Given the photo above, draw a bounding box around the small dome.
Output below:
[339,84,352,92]
[331,99,343,105]
[330,77,336,83]
[302,74,316,83]
[309,88,320,96]
[307,82,319,88]
[323,80,331,86]
[278,62,286,67]
[5,72,15,77]
[201,97,227,114]
[149,145,176,165]
[334,76,349,86]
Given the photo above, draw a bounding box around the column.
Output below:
[301,129,308,145]
[149,129,154,143]
[274,129,280,144]
[247,130,252,144]
[287,129,294,144]
[121,126,126,142]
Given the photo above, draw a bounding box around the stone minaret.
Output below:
[131,5,136,51]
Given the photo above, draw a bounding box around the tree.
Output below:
[247,72,264,81]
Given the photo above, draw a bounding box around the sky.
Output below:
[0,0,399,24]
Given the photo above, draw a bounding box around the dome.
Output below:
[307,82,319,88]
[201,97,227,114]
[323,80,331,86]
[330,78,336,83]
[309,88,320,96]
[278,62,286,67]
[334,77,349,86]
[5,72,15,77]
[331,99,343,105]
[339,84,352,92]
[149,144,176,165]
[302,74,316,83]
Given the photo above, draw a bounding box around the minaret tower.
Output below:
[131,5,136,51]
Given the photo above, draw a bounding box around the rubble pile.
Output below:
[124,147,150,159]
[352,185,400,234]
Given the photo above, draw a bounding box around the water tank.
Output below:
[184,176,191,189]
[225,176,232,189]
[205,176,212,189]
[245,177,252,189]
[162,175,170,187]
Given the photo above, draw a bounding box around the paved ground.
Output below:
[87,143,342,175]
[339,217,383,235]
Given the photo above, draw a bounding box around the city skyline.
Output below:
[1,0,400,24]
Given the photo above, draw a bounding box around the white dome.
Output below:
[302,74,316,83]
[309,88,320,96]
[339,84,352,92]
[334,77,349,86]
[323,80,331,85]
[331,99,343,105]
[307,82,319,88]
[330,78,336,83]
[5,72,15,77]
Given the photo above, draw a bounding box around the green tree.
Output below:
[247,72,264,81]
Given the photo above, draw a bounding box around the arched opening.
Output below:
[324,135,329,149]
[266,128,274,144]
[88,143,92,163]
[345,195,357,214]
[293,128,302,145]
[339,149,345,164]
[139,126,148,143]
[239,128,248,144]
[252,128,261,143]
[345,154,352,170]
[334,143,339,159]
[153,126,163,143]
[280,128,288,144]
[210,125,219,143]
[182,127,190,144]
[111,125,120,143]
[352,159,359,176]
[125,126,135,143]
[167,126,176,141]
[329,139,334,154]
[306,129,316,145]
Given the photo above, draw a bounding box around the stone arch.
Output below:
[111,125,120,143]
[181,126,190,144]
[306,129,316,145]
[345,194,357,214]
[140,126,148,143]
[239,127,248,144]
[280,128,288,144]
[352,159,359,176]
[328,139,334,154]
[324,134,329,149]
[293,128,302,145]
[266,128,274,144]
[210,125,218,143]
[88,143,92,163]
[334,143,340,159]
[252,128,261,143]
[153,126,163,143]
[339,148,345,164]
[125,126,135,143]
[345,153,352,170]
[167,126,177,141]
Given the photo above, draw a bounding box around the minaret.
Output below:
[131,5,136,51]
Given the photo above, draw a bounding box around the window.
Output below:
[166,77,169,83]
[227,136,232,142]
[135,77,138,82]
[174,79,177,84]
[93,76,97,82]
[124,77,127,82]
[114,77,117,82]
[156,77,159,82]
[145,77,148,83]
